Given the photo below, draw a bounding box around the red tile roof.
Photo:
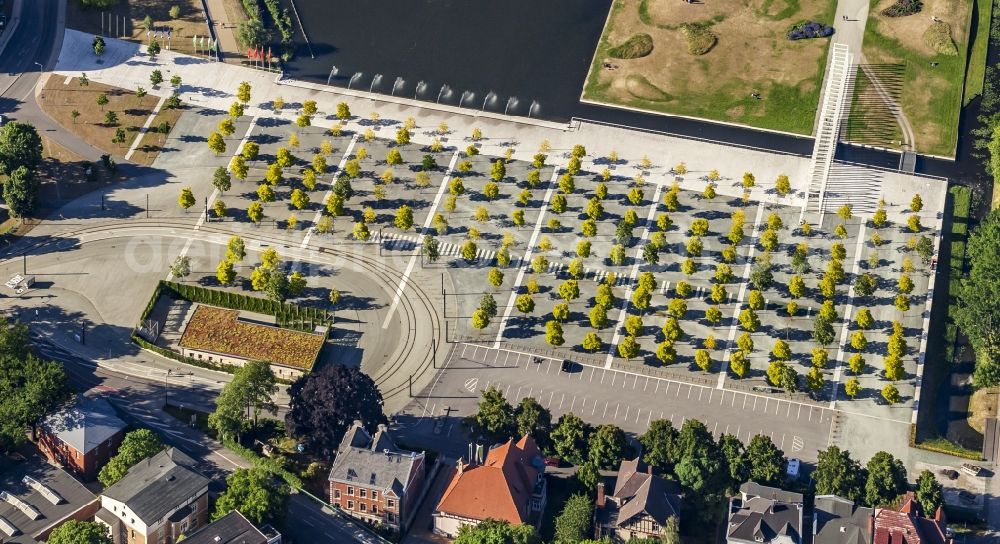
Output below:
[872,493,949,544]
[434,436,542,525]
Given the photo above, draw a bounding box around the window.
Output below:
[387,499,395,509]
[347,486,354,496]
[360,503,367,512]
[387,512,395,523]
[347,501,354,510]
[334,490,341,499]
[360,489,366,498]
[372,505,378,515]
[372,491,378,500]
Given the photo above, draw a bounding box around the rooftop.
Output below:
[101,448,209,526]
[728,482,803,544]
[813,495,873,544]
[435,435,544,525]
[179,305,325,370]
[598,457,681,530]
[179,510,279,544]
[328,422,423,497]
[0,453,98,543]
[41,396,126,455]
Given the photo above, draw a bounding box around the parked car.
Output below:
[543,456,560,467]
[560,359,572,372]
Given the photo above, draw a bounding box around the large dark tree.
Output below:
[956,210,1000,386]
[474,387,514,442]
[3,165,40,218]
[718,433,749,490]
[0,320,69,452]
[514,397,551,450]
[814,446,865,503]
[864,451,907,507]
[0,121,43,176]
[746,434,787,486]
[285,364,387,456]
[639,419,678,473]
[587,424,627,469]
[551,412,588,465]
[915,469,943,516]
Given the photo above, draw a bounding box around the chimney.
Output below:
[647,464,652,475]
[377,424,387,433]
[456,458,464,475]
[596,482,606,508]
[934,505,945,523]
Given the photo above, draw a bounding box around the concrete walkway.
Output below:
[202,0,241,59]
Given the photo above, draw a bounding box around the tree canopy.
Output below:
[213,467,289,525]
[47,520,112,544]
[956,210,1000,386]
[285,364,387,456]
[455,519,539,544]
[814,446,865,503]
[554,494,593,544]
[0,320,69,452]
[209,360,277,441]
[864,451,907,507]
[0,121,43,176]
[98,429,163,486]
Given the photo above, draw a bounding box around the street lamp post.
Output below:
[164,369,171,407]
[33,62,42,72]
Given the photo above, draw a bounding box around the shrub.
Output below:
[923,22,958,56]
[608,33,654,59]
[680,24,717,55]
[787,21,835,40]
[881,0,922,17]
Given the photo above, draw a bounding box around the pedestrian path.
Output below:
[804,43,854,220]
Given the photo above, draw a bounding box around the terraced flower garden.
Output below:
[179,305,326,369]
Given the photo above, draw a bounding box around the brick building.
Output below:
[37,396,127,481]
[328,421,427,534]
[96,448,210,544]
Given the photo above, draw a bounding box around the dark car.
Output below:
[543,456,561,467]
[560,359,572,372]
[939,468,959,480]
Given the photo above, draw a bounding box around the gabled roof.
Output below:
[813,495,873,544]
[328,421,423,497]
[102,448,209,526]
[872,493,950,544]
[728,482,803,543]
[609,457,680,528]
[434,435,543,525]
[180,510,276,544]
[42,396,126,455]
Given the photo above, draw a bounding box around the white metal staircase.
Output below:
[803,43,854,220]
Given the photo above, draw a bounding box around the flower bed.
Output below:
[787,21,834,40]
[179,305,325,370]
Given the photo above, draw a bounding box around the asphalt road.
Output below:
[0,0,107,163]
[397,342,839,463]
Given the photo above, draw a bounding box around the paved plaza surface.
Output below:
[0,26,963,499]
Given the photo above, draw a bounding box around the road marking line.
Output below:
[617,404,623,420]
[603,402,608,419]
[604,182,665,368]
[124,95,167,161]
[493,166,562,347]
[716,202,765,388]
[302,134,359,248]
[381,149,462,328]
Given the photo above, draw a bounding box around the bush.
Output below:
[923,22,958,56]
[608,33,654,59]
[680,24,717,55]
[881,0,922,17]
[787,21,835,40]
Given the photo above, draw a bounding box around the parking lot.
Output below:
[406,341,840,462]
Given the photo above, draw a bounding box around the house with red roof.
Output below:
[431,435,546,538]
[872,492,951,544]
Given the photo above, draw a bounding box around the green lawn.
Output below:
[945,185,972,362]
[582,0,837,135]
[861,0,973,156]
[963,0,994,105]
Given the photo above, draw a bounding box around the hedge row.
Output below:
[909,424,982,460]
[158,281,332,330]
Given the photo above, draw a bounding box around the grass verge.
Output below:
[964,0,995,105]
